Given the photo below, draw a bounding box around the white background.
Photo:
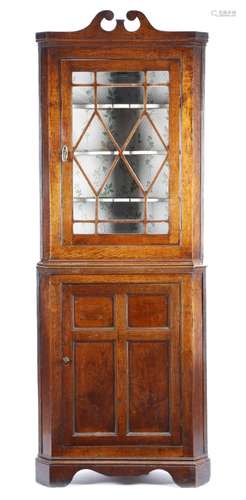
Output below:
[0,0,245,497]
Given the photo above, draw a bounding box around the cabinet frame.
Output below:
[36,10,209,488]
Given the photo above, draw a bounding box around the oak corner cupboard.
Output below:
[35,10,210,487]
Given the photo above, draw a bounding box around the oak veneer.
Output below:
[36,10,210,487]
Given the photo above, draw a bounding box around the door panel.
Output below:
[74,341,116,434]
[128,294,169,327]
[128,341,170,433]
[74,295,114,328]
[61,283,181,446]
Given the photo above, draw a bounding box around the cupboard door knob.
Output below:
[62,356,71,365]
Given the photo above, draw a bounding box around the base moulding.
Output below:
[36,456,210,487]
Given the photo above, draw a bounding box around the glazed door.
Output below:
[61,283,181,447]
[60,59,180,248]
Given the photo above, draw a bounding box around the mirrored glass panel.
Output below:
[72,72,94,84]
[97,71,144,84]
[101,159,143,198]
[147,86,169,106]
[100,109,142,146]
[99,200,145,221]
[127,114,166,152]
[97,87,144,106]
[73,222,95,234]
[147,71,169,84]
[147,222,169,234]
[71,70,170,234]
[74,114,116,152]
[98,222,144,234]
[147,199,168,222]
[72,86,94,106]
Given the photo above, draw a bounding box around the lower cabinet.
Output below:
[36,269,210,486]
[62,283,181,446]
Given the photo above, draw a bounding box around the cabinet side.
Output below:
[191,268,208,457]
[38,47,50,260]
[192,46,206,263]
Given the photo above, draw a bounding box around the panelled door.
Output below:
[61,283,181,447]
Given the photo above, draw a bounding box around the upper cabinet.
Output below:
[36,10,208,262]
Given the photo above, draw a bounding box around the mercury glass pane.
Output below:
[73,198,95,220]
[148,163,169,198]
[100,109,142,147]
[73,162,95,198]
[99,200,144,220]
[148,109,169,147]
[73,155,115,191]
[101,159,143,198]
[97,71,144,84]
[98,222,144,234]
[147,71,169,84]
[72,72,94,84]
[97,87,144,106]
[147,86,169,105]
[147,222,169,234]
[75,115,116,152]
[73,222,95,234]
[72,87,94,106]
[147,200,168,221]
[72,109,93,146]
[124,154,165,191]
[127,115,165,151]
